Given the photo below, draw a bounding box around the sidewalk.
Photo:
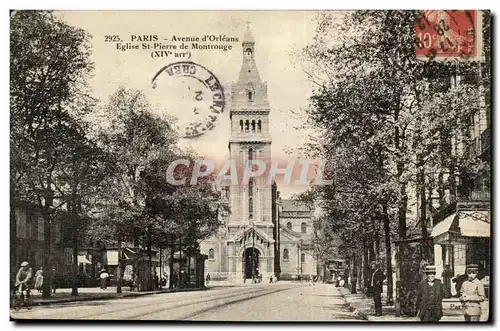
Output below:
[338,287,465,322]
[23,286,209,306]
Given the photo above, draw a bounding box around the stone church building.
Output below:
[199,27,318,283]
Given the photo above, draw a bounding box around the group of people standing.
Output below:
[417,264,486,322]
[366,262,486,322]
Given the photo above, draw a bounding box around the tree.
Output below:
[89,87,179,293]
[10,10,94,298]
[300,10,486,312]
[56,120,113,296]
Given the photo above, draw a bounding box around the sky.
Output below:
[58,10,327,198]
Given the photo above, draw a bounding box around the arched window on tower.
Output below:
[301,222,307,233]
[245,48,253,58]
[245,120,249,132]
[283,249,289,261]
[248,91,253,101]
[249,178,253,197]
[251,120,256,132]
[286,222,292,230]
[257,120,262,132]
[249,197,253,218]
[239,120,243,131]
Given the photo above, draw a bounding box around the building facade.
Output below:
[199,28,318,283]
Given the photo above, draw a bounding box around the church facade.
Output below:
[199,28,318,283]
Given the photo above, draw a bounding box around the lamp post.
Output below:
[243,224,246,283]
[251,221,256,283]
[276,196,283,281]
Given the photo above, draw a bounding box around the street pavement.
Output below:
[11,283,363,322]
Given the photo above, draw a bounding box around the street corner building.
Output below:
[199,28,318,283]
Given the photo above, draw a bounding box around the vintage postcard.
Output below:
[10,10,491,322]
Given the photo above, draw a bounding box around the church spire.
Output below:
[243,21,255,44]
[230,24,269,112]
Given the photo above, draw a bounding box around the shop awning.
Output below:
[431,213,456,238]
[105,251,119,266]
[458,210,490,237]
[77,255,92,265]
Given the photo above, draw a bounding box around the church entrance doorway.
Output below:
[243,247,260,279]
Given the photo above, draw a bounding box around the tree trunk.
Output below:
[382,203,394,305]
[71,231,79,296]
[187,248,191,288]
[42,186,54,298]
[117,236,122,294]
[178,238,183,288]
[159,247,162,289]
[147,228,152,291]
[362,238,370,292]
[169,243,174,289]
[437,170,446,212]
[10,206,17,289]
[368,237,375,264]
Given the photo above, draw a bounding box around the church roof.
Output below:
[281,199,311,212]
[231,226,274,244]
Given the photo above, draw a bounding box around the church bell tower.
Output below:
[226,25,274,281]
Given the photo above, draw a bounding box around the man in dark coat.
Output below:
[417,265,444,322]
[369,261,386,316]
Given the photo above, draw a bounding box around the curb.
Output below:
[28,287,210,307]
[338,287,370,321]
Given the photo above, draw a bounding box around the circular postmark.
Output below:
[151,61,225,139]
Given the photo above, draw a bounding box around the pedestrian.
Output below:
[100,268,109,290]
[269,274,274,283]
[460,264,485,322]
[50,267,57,294]
[205,273,211,286]
[416,265,444,322]
[441,264,453,298]
[369,261,386,316]
[15,261,33,305]
[34,267,43,293]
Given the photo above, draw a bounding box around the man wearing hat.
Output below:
[460,264,485,322]
[369,261,386,316]
[417,265,444,321]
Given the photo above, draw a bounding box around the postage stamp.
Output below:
[415,10,479,60]
[151,61,225,139]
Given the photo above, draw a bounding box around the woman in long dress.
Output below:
[34,267,43,292]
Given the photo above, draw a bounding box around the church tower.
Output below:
[226,25,275,282]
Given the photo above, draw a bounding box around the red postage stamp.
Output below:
[416,10,478,60]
